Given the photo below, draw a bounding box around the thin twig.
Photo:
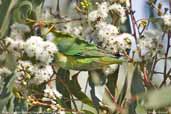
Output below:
[129,0,138,42]
[160,32,171,87]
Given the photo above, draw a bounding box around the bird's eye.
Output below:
[33,26,41,36]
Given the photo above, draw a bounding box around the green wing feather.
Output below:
[55,52,123,71]
[52,31,106,57]
[52,31,125,70]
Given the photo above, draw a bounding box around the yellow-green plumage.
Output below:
[52,31,124,71]
[55,52,123,71]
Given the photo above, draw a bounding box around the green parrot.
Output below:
[50,30,125,110]
[51,31,124,71]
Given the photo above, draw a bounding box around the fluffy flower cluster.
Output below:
[16,60,33,75]
[31,64,54,84]
[9,36,62,105]
[24,36,58,64]
[88,2,108,21]
[109,3,127,23]
[61,23,83,36]
[41,85,63,111]
[15,60,54,85]
[162,14,171,31]
[5,37,25,55]
[5,36,58,64]
[43,85,62,101]
[96,22,119,42]
[137,29,162,56]
[102,33,135,54]
[88,2,126,23]
[87,2,127,50]
[5,36,58,90]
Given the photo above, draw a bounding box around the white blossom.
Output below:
[31,65,53,84]
[42,97,57,104]
[88,10,99,21]
[109,3,127,23]
[5,37,24,54]
[15,61,54,85]
[96,22,119,42]
[98,2,108,13]
[102,33,134,54]
[162,14,171,31]
[24,36,58,64]
[109,3,125,14]
[61,23,83,36]
[88,2,127,22]
[71,26,83,36]
[137,38,154,56]
[88,2,109,21]
[14,60,34,87]
[36,41,58,64]
[44,85,62,99]
[97,2,109,18]
[24,36,44,57]
[137,29,162,56]
[16,60,34,74]
[43,41,57,54]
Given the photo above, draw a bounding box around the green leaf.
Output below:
[117,76,127,105]
[127,66,145,114]
[106,65,119,96]
[0,0,44,39]
[56,69,93,108]
[30,0,44,7]
[6,96,15,112]
[56,68,71,108]
[13,0,33,22]
[0,0,19,39]
[0,73,15,113]
[0,0,10,26]
[14,98,28,112]
[131,66,145,96]
[82,110,94,114]
[68,72,94,107]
